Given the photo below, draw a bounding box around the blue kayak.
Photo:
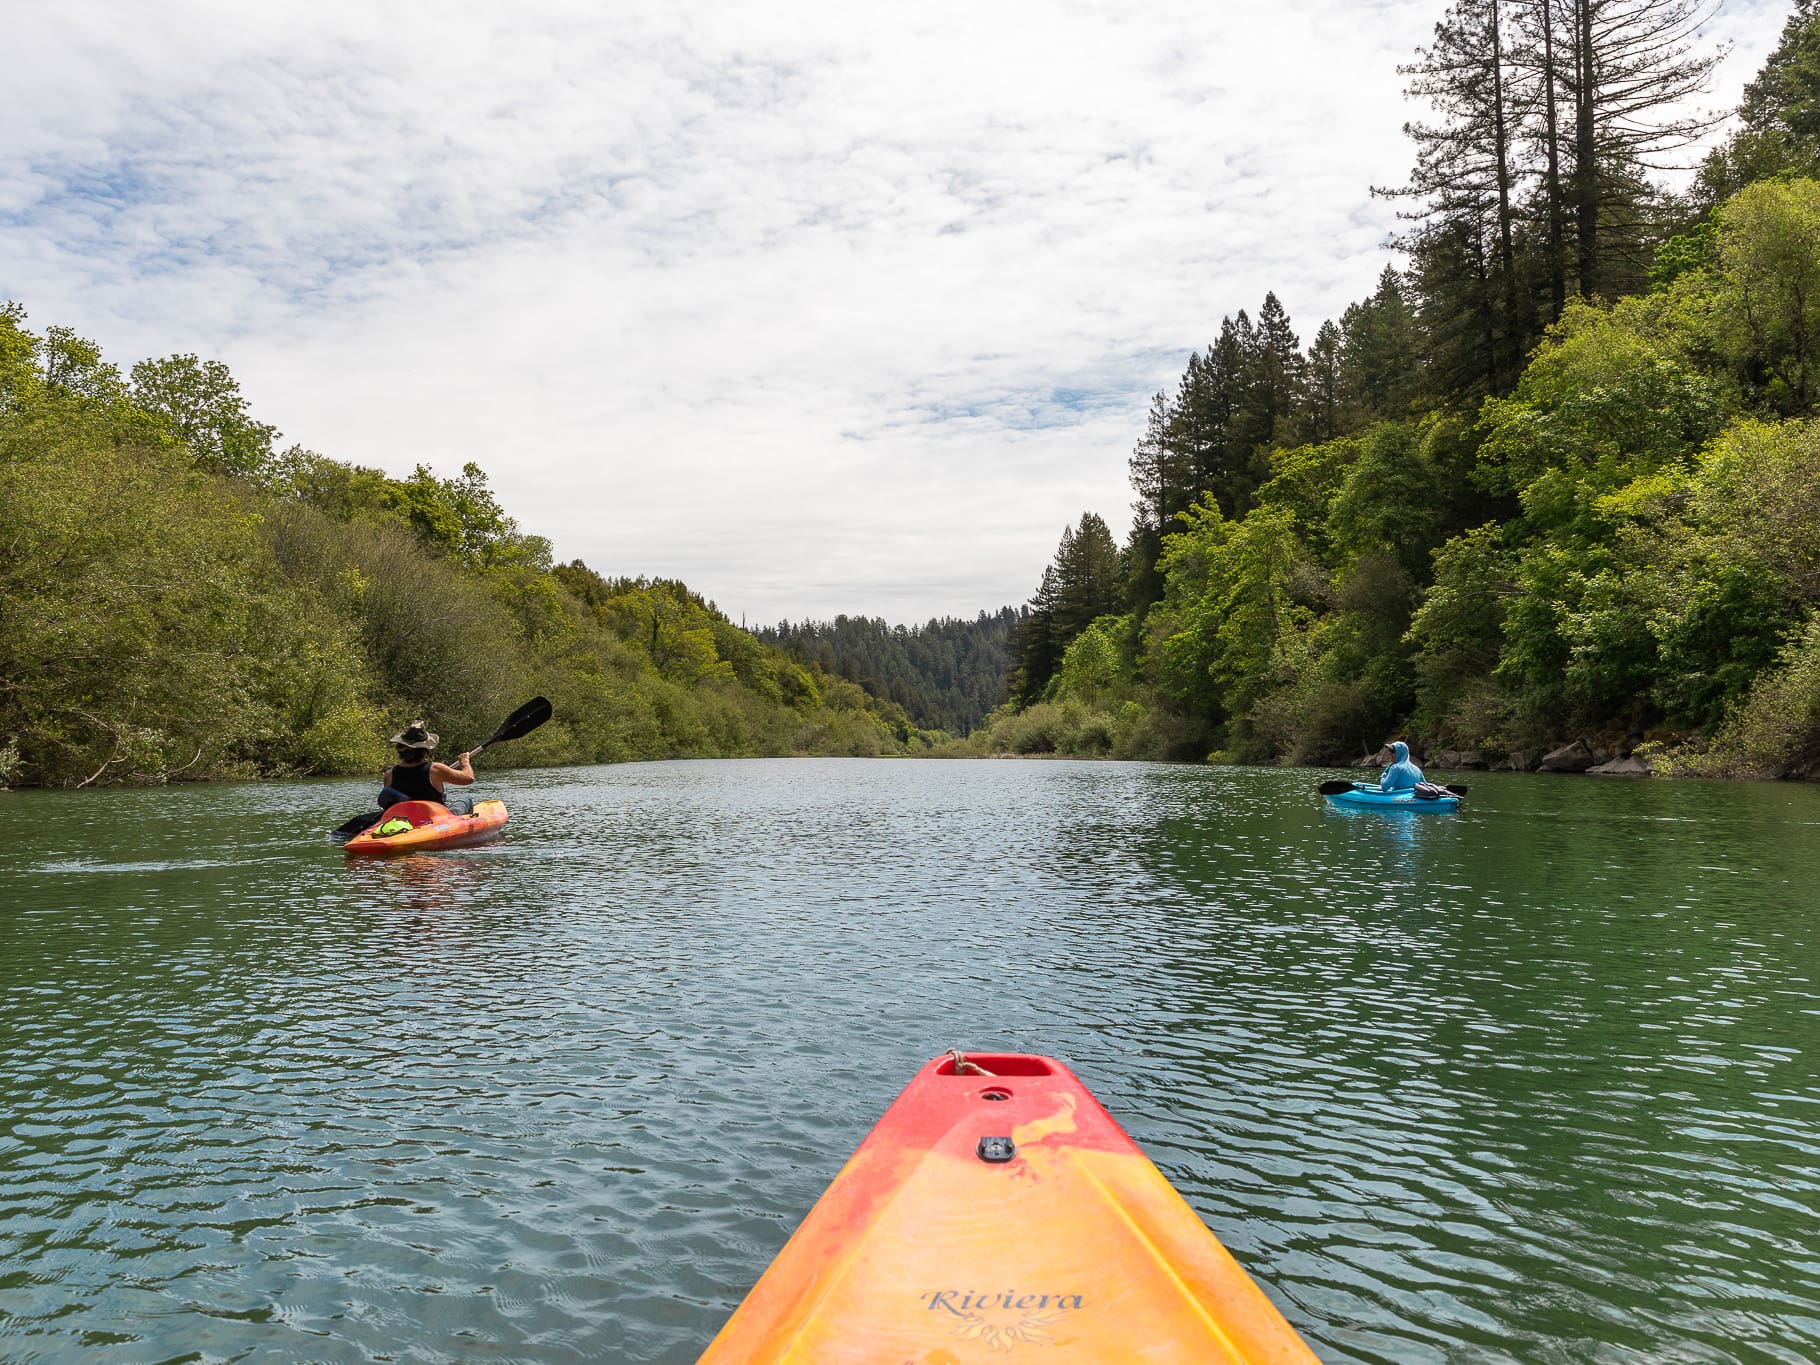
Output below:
[1324,783,1461,813]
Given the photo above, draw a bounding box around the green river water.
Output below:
[2,759,1818,1362]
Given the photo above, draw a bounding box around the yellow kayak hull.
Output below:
[700,1052,1318,1363]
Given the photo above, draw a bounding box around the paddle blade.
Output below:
[1444,784,1469,797]
[331,810,384,840]
[476,696,553,752]
[1317,779,1357,795]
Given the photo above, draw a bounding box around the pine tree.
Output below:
[1340,268,1426,419]
[1011,561,1066,704]
[1409,215,1507,400]
[1126,390,1184,611]
[1303,320,1345,443]
[1741,0,1820,141]
[1517,0,1571,316]
[1255,294,1306,438]
[1542,0,1725,297]
[1200,316,1255,512]
[1051,512,1122,645]
[1127,390,1184,539]
[1383,0,1529,389]
[1011,515,1124,702]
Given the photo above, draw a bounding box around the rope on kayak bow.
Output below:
[946,1049,996,1077]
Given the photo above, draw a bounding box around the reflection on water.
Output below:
[341,844,503,913]
[1321,799,1461,886]
[2,761,1819,1363]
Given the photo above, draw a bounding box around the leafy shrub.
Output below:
[1652,613,1820,777]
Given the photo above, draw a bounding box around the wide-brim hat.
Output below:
[388,721,439,750]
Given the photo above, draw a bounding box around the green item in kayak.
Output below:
[377,818,413,836]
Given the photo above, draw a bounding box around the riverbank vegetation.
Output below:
[951,0,1820,780]
[0,314,937,787]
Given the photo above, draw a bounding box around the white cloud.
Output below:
[0,0,1791,622]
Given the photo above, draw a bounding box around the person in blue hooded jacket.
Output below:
[1378,740,1425,791]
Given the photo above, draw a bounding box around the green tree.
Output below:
[1303,320,1345,442]
[1477,299,1731,536]
[1012,514,1122,703]
[1154,500,1311,724]
[130,353,279,478]
[1052,616,1127,705]
[1708,178,1820,413]
[1339,268,1426,420]
[1384,0,1528,389]
[1242,294,1305,458]
[1328,422,1449,578]
[1547,0,1725,299]
[1407,522,1514,739]
[1697,1,1820,203]
[1124,390,1185,609]
[385,462,553,570]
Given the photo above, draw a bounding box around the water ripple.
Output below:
[3,761,1819,1361]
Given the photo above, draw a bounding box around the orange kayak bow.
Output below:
[341,799,508,857]
[701,1051,1319,1363]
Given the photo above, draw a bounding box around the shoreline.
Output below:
[9,748,1814,792]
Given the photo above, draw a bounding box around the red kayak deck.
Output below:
[701,1052,1318,1363]
[341,799,508,857]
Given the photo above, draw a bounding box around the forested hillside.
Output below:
[758,610,1020,735]
[956,0,1820,779]
[0,312,938,788]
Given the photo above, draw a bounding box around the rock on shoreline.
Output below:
[1587,755,1652,777]
[1348,736,1659,777]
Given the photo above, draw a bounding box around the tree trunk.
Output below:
[1573,0,1598,297]
[1540,0,1568,317]
[1490,0,1522,380]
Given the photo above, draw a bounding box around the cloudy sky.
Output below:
[2,0,1786,624]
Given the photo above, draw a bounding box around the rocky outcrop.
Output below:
[1493,751,1535,772]
[1539,739,1598,773]
[1588,754,1652,777]
[1353,744,1396,769]
[1429,749,1487,769]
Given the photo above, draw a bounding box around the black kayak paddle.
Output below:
[329,697,553,841]
[470,696,553,757]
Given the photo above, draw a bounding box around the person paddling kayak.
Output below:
[1379,740,1425,791]
[378,721,475,814]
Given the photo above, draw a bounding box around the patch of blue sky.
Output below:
[4,145,618,318]
[908,382,1147,433]
[1046,386,1130,414]
[2,160,162,228]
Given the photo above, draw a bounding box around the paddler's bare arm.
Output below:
[433,752,476,786]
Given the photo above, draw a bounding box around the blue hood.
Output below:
[1380,741,1424,790]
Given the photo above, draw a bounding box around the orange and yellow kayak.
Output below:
[341,799,509,857]
[701,1052,1318,1363]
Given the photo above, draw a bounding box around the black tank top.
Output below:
[387,759,443,804]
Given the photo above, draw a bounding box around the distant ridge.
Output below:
[759,609,1022,735]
